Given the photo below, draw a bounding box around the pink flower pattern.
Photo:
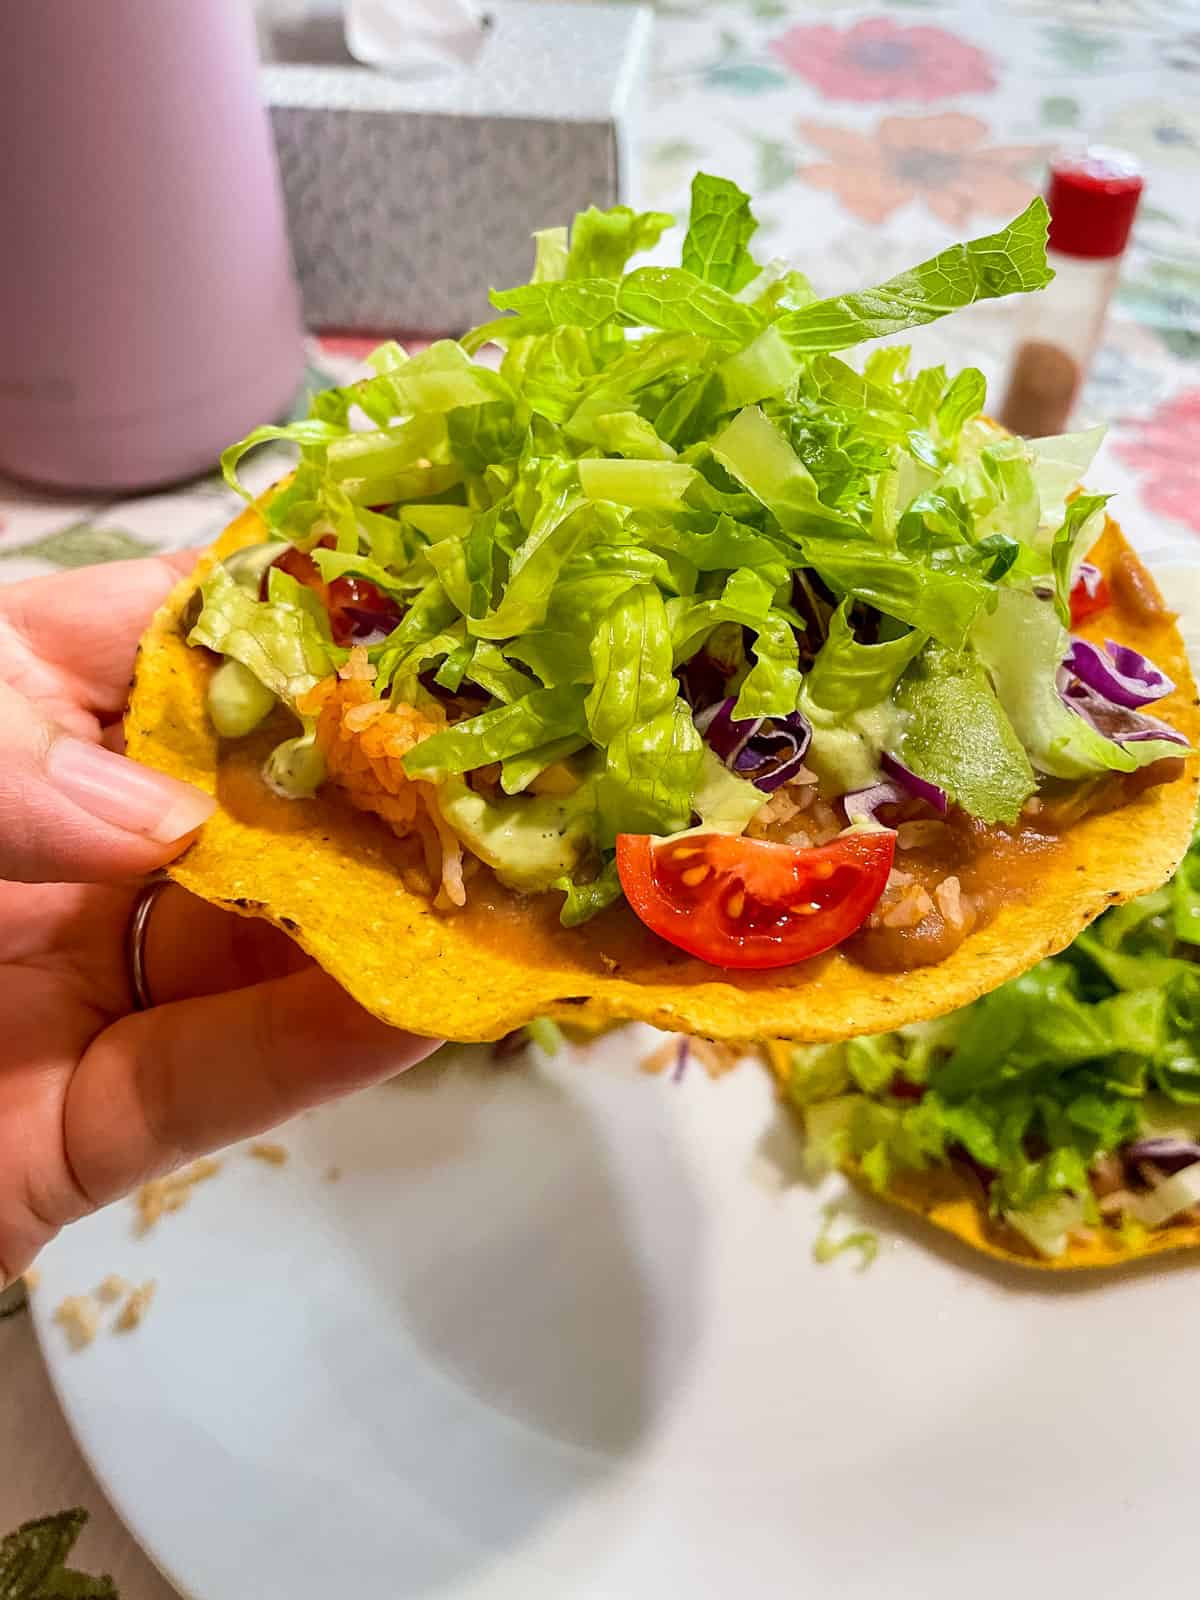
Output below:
[769,17,996,103]
[1115,390,1200,535]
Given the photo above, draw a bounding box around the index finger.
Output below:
[1,550,201,715]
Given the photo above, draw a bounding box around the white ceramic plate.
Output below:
[33,550,1200,1600]
[30,1031,1200,1600]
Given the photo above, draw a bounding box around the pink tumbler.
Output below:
[0,0,305,491]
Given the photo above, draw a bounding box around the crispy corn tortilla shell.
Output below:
[763,1047,1200,1271]
[852,1161,1200,1271]
[126,492,1200,1045]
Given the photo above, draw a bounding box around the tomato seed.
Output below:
[680,864,711,886]
[725,888,745,919]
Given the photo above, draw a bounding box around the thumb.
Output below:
[0,680,215,884]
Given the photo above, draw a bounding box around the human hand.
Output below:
[0,554,440,1283]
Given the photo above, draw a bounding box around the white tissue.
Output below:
[344,0,489,74]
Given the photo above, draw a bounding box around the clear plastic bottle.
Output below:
[998,148,1143,439]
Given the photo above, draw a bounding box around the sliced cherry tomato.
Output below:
[615,829,896,971]
[265,538,402,645]
[1069,569,1111,627]
[267,541,327,601]
[326,573,403,646]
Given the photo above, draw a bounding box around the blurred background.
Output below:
[1,0,1198,568]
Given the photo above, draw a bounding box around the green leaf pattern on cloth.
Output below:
[0,1511,117,1600]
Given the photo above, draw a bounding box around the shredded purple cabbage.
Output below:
[694,698,813,793]
[842,779,908,826]
[1124,1136,1200,1176]
[1065,637,1174,709]
[1059,675,1189,749]
[672,1038,690,1083]
[881,752,949,814]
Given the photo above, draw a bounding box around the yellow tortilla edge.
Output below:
[126,490,1200,1046]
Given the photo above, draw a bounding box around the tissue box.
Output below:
[263,1,652,335]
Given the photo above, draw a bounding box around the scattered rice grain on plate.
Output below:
[54,1295,99,1351]
[22,1267,40,1292]
[641,1034,743,1079]
[248,1142,289,1166]
[115,1281,157,1334]
[95,1274,131,1304]
[136,1157,221,1233]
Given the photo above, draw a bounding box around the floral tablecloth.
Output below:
[4,0,1200,574]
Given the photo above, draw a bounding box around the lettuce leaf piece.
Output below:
[311,546,413,601]
[798,536,994,651]
[505,570,648,686]
[709,405,859,539]
[220,420,348,510]
[565,404,677,459]
[348,339,514,423]
[935,965,1117,1097]
[971,587,1142,779]
[649,512,791,576]
[566,204,673,279]
[372,578,465,694]
[188,564,343,707]
[1021,423,1107,535]
[1173,838,1200,946]
[468,481,592,640]
[404,686,588,778]
[897,486,1019,583]
[491,269,764,345]
[895,640,1036,824]
[578,458,697,510]
[670,567,801,718]
[460,640,537,703]
[1072,930,1192,994]
[805,601,925,716]
[718,199,1053,404]
[531,225,569,283]
[1049,492,1112,625]
[680,172,760,293]
[907,363,948,429]
[501,735,589,795]
[594,698,704,842]
[585,585,679,743]
[585,586,705,839]
[935,367,987,444]
[500,327,597,423]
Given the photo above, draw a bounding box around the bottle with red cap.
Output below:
[998,147,1143,438]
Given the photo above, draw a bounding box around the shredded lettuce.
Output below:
[793,826,1200,1252]
[805,602,925,716]
[203,173,1180,922]
[189,565,344,707]
[681,172,761,294]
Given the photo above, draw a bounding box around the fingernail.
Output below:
[48,738,216,844]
